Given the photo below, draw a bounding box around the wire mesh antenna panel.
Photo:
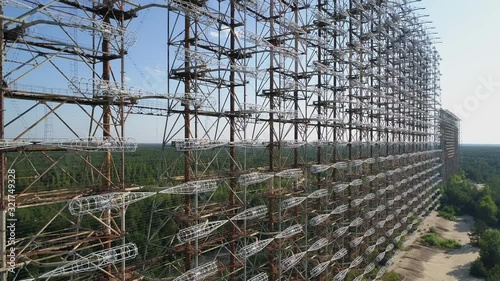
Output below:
[0,0,452,280]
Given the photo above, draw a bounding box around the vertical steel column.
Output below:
[229,1,237,279]
[101,2,113,279]
[0,3,6,279]
[294,0,300,168]
[183,8,192,271]
[268,1,276,278]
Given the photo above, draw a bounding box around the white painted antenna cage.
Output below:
[69,77,131,98]
[332,162,348,169]
[333,226,349,238]
[237,28,272,48]
[280,251,307,272]
[279,140,307,148]
[332,183,349,193]
[238,103,264,113]
[56,137,138,152]
[160,180,218,195]
[270,109,297,120]
[351,159,364,168]
[173,138,227,151]
[365,175,376,182]
[235,0,268,17]
[376,266,388,279]
[310,261,330,278]
[44,13,133,44]
[308,238,329,252]
[238,172,274,186]
[39,243,138,278]
[275,168,303,179]
[177,220,227,242]
[350,236,363,248]
[365,244,376,256]
[365,210,377,219]
[364,193,376,201]
[364,228,375,238]
[238,238,274,259]
[376,251,386,262]
[353,275,364,281]
[175,47,219,66]
[349,217,364,228]
[275,224,303,239]
[393,235,402,243]
[168,0,217,26]
[69,192,154,215]
[308,189,329,199]
[278,17,306,34]
[231,64,265,78]
[281,197,307,210]
[309,139,332,147]
[377,220,386,229]
[172,261,219,281]
[0,139,32,150]
[331,204,348,215]
[310,164,332,174]
[385,243,395,252]
[386,214,395,222]
[364,262,376,275]
[332,248,348,261]
[349,256,363,269]
[230,205,268,221]
[376,236,386,245]
[351,198,364,208]
[309,214,331,226]
[333,268,349,281]
[248,272,268,281]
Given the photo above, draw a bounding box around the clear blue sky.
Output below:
[6,1,499,144]
[422,0,500,144]
[126,1,500,144]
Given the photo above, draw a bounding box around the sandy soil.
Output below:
[389,211,482,281]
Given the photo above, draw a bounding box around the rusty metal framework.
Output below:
[0,0,164,280]
[0,0,454,280]
[440,109,460,182]
[139,0,444,280]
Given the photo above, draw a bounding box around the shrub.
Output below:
[470,259,488,278]
[441,205,456,215]
[488,265,500,281]
[381,271,403,281]
[345,269,362,281]
[479,229,500,269]
[438,210,456,221]
[421,233,462,249]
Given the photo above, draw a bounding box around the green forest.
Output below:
[9,144,500,280]
[439,145,500,281]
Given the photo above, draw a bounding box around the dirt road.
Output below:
[389,212,482,281]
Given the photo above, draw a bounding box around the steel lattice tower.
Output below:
[440,109,460,182]
[0,0,160,279]
[0,0,451,280]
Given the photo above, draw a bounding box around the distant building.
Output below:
[440,109,461,181]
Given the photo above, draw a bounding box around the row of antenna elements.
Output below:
[0,136,441,154]
[40,189,441,280]
[172,138,441,151]
[172,192,441,281]
[174,169,441,244]
[67,165,441,256]
[0,137,138,152]
[30,187,439,280]
[67,153,443,216]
